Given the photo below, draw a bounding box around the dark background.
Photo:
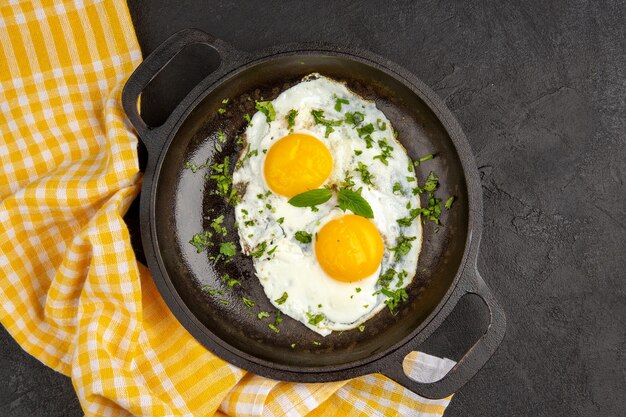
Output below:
[1,1,624,416]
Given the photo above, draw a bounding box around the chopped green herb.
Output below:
[373,139,394,165]
[354,149,363,156]
[202,286,223,296]
[334,96,350,111]
[250,241,268,258]
[363,304,369,308]
[311,109,343,137]
[219,242,236,257]
[318,304,322,308]
[242,297,255,308]
[217,130,227,144]
[356,123,374,138]
[258,311,270,319]
[274,292,288,305]
[218,108,226,115]
[286,109,298,130]
[295,231,313,244]
[414,154,435,166]
[184,159,211,173]
[363,135,374,148]
[236,135,244,145]
[265,203,272,210]
[406,176,416,182]
[244,113,251,125]
[345,111,365,126]
[274,310,283,326]
[376,118,387,130]
[396,270,408,288]
[313,341,321,346]
[236,144,259,169]
[268,324,279,333]
[358,325,365,332]
[378,269,396,288]
[218,299,229,305]
[255,101,276,122]
[210,156,239,205]
[227,278,240,287]
[390,235,417,260]
[355,287,361,293]
[445,196,455,210]
[222,98,229,105]
[189,231,212,252]
[306,312,325,326]
[337,188,374,219]
[288,188,333,207]
[211,215,227,236]
[381,287,409,314]
[407,159,415,172]
[277,217,285,224]
[244,220,255,226]
[356,161,375,186]
[392,182,403,195]
[342,171,356,189]
[290,343,296,349]
[266,245,278,256]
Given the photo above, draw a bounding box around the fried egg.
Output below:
[233,74,422,336]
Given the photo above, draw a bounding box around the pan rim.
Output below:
[141,45,483,380]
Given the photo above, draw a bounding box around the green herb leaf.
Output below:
[373,139,394,165]
[355,287,361,293]
[274,292,288,305]
[277,217,285,224]
[219,242,236,257]
[378,269,396,288]
[295,231,313,244]
[356,162,375,187]
[337,188,374,219]
[242,297,255,308]
[445,196,455,210]
[306,312,325,326]
[358,325,365,332]
[250,241,267,258]
[334,97,350,111]
[290,343,296,349]
[266,246,278,256]
[356,123,374,137]
[286,109,298,129]
[227,278,240,287]
[268,324,279,333]
[202,286,223,296]
[311,109,343,127]
[376,118,387,130]
[396,270,408,288]
[312,341,321,346]
[217,130,227,144]
[288,188,333,207]
[211,215,227,236]
[363,135,374,149]
[189,231,213,252]
[390,235,417,260]
[392,182,403,195]
[345,111,365,126]
[381,288,408,314]
[258,311,270,319]
[423,171,439,192]
[255,101,276,122]
[414,154,434,166]
[354,150,363,156]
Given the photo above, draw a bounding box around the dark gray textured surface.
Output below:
[1,1,624,416]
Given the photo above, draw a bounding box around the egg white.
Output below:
[233,74,422,336]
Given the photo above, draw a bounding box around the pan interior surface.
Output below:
[154,54,469,369]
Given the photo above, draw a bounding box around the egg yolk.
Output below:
[315,214,384,282]
[264,133,333,197]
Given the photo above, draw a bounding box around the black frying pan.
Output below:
[122,29,505,399]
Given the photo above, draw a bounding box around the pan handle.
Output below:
[380,265,506,399]
[122,28,239,154]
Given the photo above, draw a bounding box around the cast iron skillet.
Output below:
[122,29,505,399]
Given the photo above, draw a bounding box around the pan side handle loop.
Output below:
[121,28,238,154]
[380,267,506,399]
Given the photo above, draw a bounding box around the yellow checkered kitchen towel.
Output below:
[0,1,455,416]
